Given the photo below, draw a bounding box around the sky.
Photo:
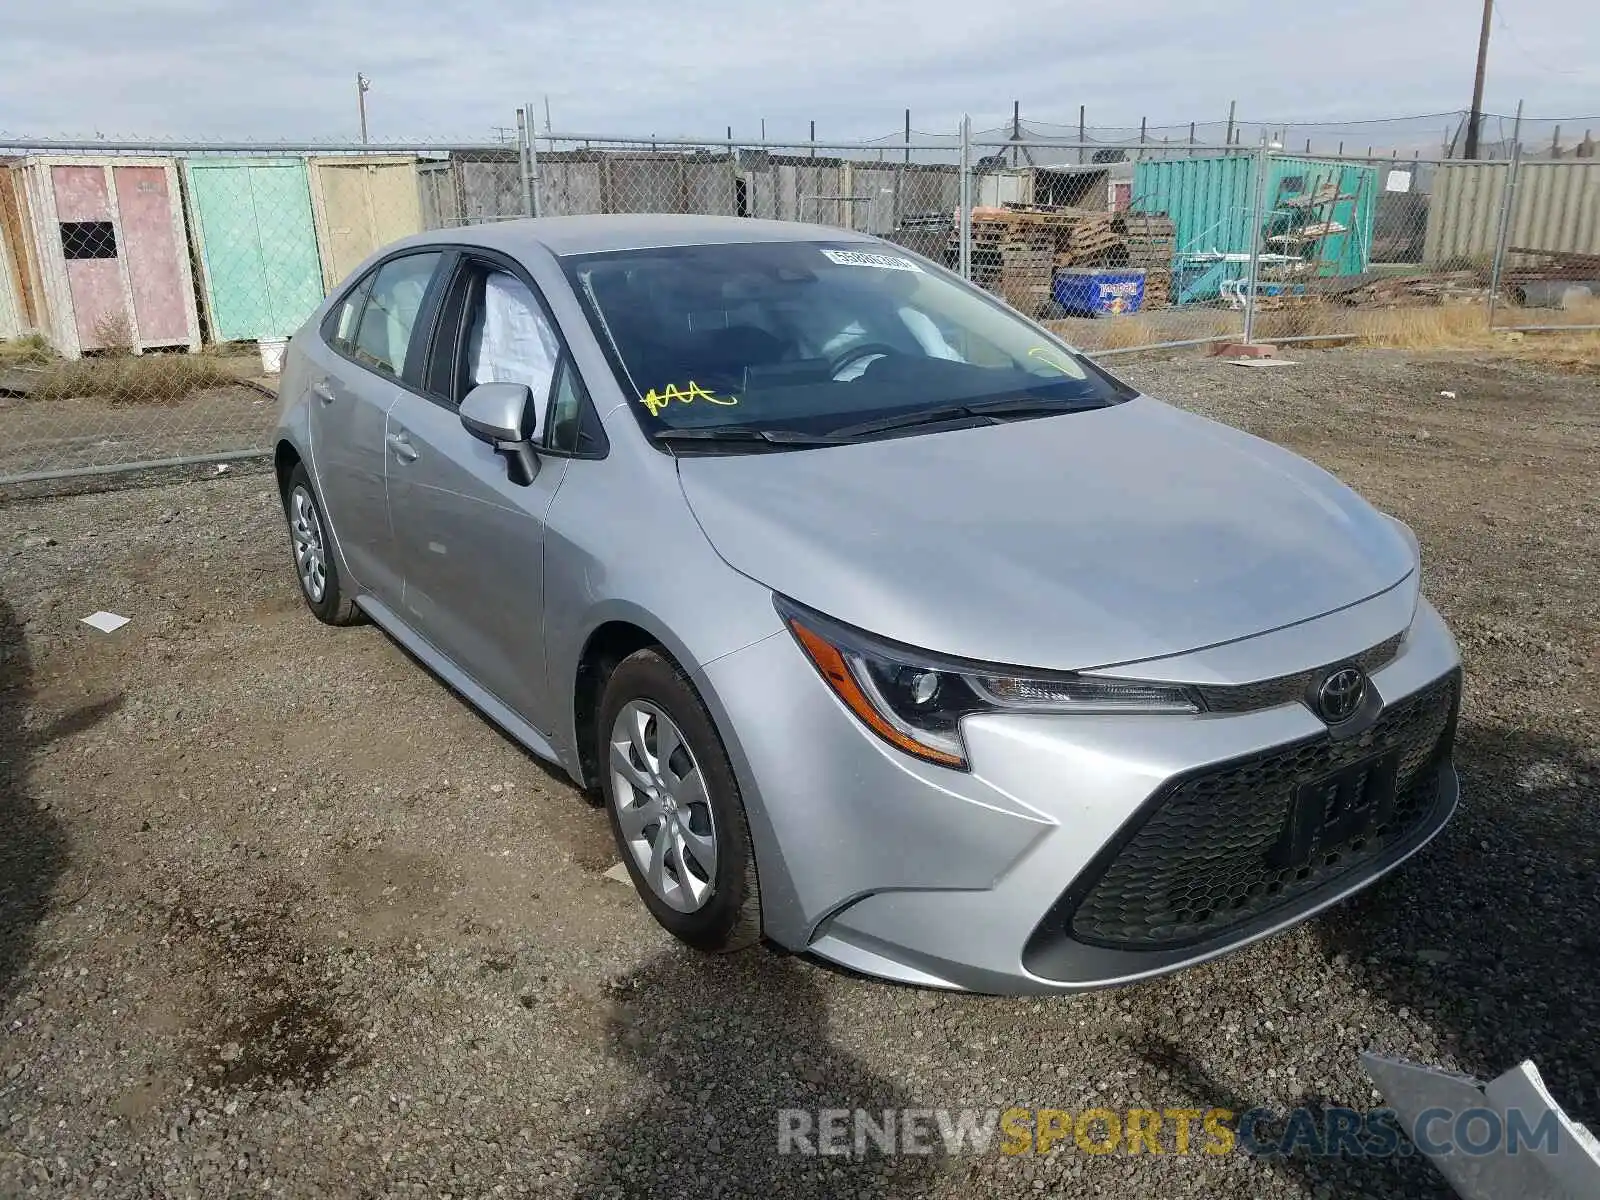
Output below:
[1,0,1595,147]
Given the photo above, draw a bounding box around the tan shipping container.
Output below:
[307,155,423,291]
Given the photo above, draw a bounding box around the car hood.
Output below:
[676,397,1417,672]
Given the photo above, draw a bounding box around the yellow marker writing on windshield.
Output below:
[640,381,739,416]
[1027,346,1076,374]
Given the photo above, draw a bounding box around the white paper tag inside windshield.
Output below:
[820,249,923,272]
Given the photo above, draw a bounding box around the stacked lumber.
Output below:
[1142,270,1173,309]
[1117,212,1177,267]
[1313,271,1489,308]
[1504,247,1600,282]
[1117,212,1177,309]
[966,212,1056,313]
[951,204,1180,315]
[1057,214,1121,266]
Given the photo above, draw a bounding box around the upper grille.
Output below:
[1061,673,1458,951]
[1196,633,1404,714]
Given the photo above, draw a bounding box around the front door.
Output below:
[385,261,571,734]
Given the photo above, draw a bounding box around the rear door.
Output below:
[302,249,444,605]
[384,251,588,735]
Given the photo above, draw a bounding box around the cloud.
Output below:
[0,0,1594,145]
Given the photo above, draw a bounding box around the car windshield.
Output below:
[564,240,1130,442]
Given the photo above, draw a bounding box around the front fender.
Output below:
[540,412,786,782]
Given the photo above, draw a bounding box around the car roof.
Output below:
[406,213,880,258]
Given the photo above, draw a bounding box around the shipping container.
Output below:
[1132,155,1377,280]
[8,156,200,357]
[181,158,325,343]
[418,151,524,229]
[307,155,423,290]
[1423,160,1600,268]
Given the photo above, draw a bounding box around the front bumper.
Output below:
[696,597,1462,995]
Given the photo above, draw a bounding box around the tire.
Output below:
[598,648,761,953]
[283,465,361,626]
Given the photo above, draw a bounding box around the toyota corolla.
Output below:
[273,215,1461,994]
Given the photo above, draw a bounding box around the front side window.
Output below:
[350,252,442,377]
[464,271,561,400]
[564,241,1130,442]
[546,357,591,453]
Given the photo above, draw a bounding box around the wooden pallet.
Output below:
[956,206,1179,313]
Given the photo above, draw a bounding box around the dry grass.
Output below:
[0,333,54,367]
[91,309,136,355]
[1341,299,1600,368]
[31,353,241,405]
[1343,305,1492,349]
[1057,295,1600,370]
[1044,311,1238,353]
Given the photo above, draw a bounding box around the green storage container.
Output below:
[182,158,325,343]
[1131,154,1377,283]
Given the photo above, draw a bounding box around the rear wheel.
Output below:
[284,465,360,626]
[598,649,761,952]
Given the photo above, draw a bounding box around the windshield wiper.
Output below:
[652,426,851,448]
[966,395,1103,417]
[829,395,1100,440]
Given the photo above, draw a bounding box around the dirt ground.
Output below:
[0,347,1596,1198]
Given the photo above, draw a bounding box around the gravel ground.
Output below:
[0,347,1596,1198]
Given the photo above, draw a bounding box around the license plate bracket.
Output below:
[1268,751,1401,871]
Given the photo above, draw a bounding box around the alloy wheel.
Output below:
[609,699,719,913]
[290,486,328,603]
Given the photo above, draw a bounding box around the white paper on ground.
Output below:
[602,862,632,884]
[80,611,130,633]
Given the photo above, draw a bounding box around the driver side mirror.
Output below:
[460,382,541,485]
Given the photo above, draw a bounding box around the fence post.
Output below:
[1487,140,1522,330]
[525,98,543,217]
[1243,139,1270,344]
[517,107,535,217]
[958,115,973,282]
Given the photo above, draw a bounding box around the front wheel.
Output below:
[598,649,761,952]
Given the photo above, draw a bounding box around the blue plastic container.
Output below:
[1052,268,1146,316]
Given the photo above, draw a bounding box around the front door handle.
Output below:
[386,432,420,463]
[310,380,336,405]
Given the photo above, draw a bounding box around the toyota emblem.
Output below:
[1316,666,1367,724]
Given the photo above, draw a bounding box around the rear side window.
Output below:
[327,276,372,355]
[351,253,442,377]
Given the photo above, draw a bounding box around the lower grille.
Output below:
[1061,673,1459,951]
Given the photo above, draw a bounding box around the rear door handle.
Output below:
[311,380,335,405]
[386,432,420,463]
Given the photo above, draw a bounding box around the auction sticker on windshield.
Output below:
[820,249,923,272]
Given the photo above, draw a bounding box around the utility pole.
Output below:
[356,73,371,143]
[1464,0,1492,158]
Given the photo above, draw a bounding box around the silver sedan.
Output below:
[273,215,1461,994]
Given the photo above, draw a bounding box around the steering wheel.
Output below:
[829,342,901,381]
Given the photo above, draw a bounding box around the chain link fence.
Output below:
[2,118,1597,487]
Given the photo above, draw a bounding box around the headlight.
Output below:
[777,597,1199,770]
